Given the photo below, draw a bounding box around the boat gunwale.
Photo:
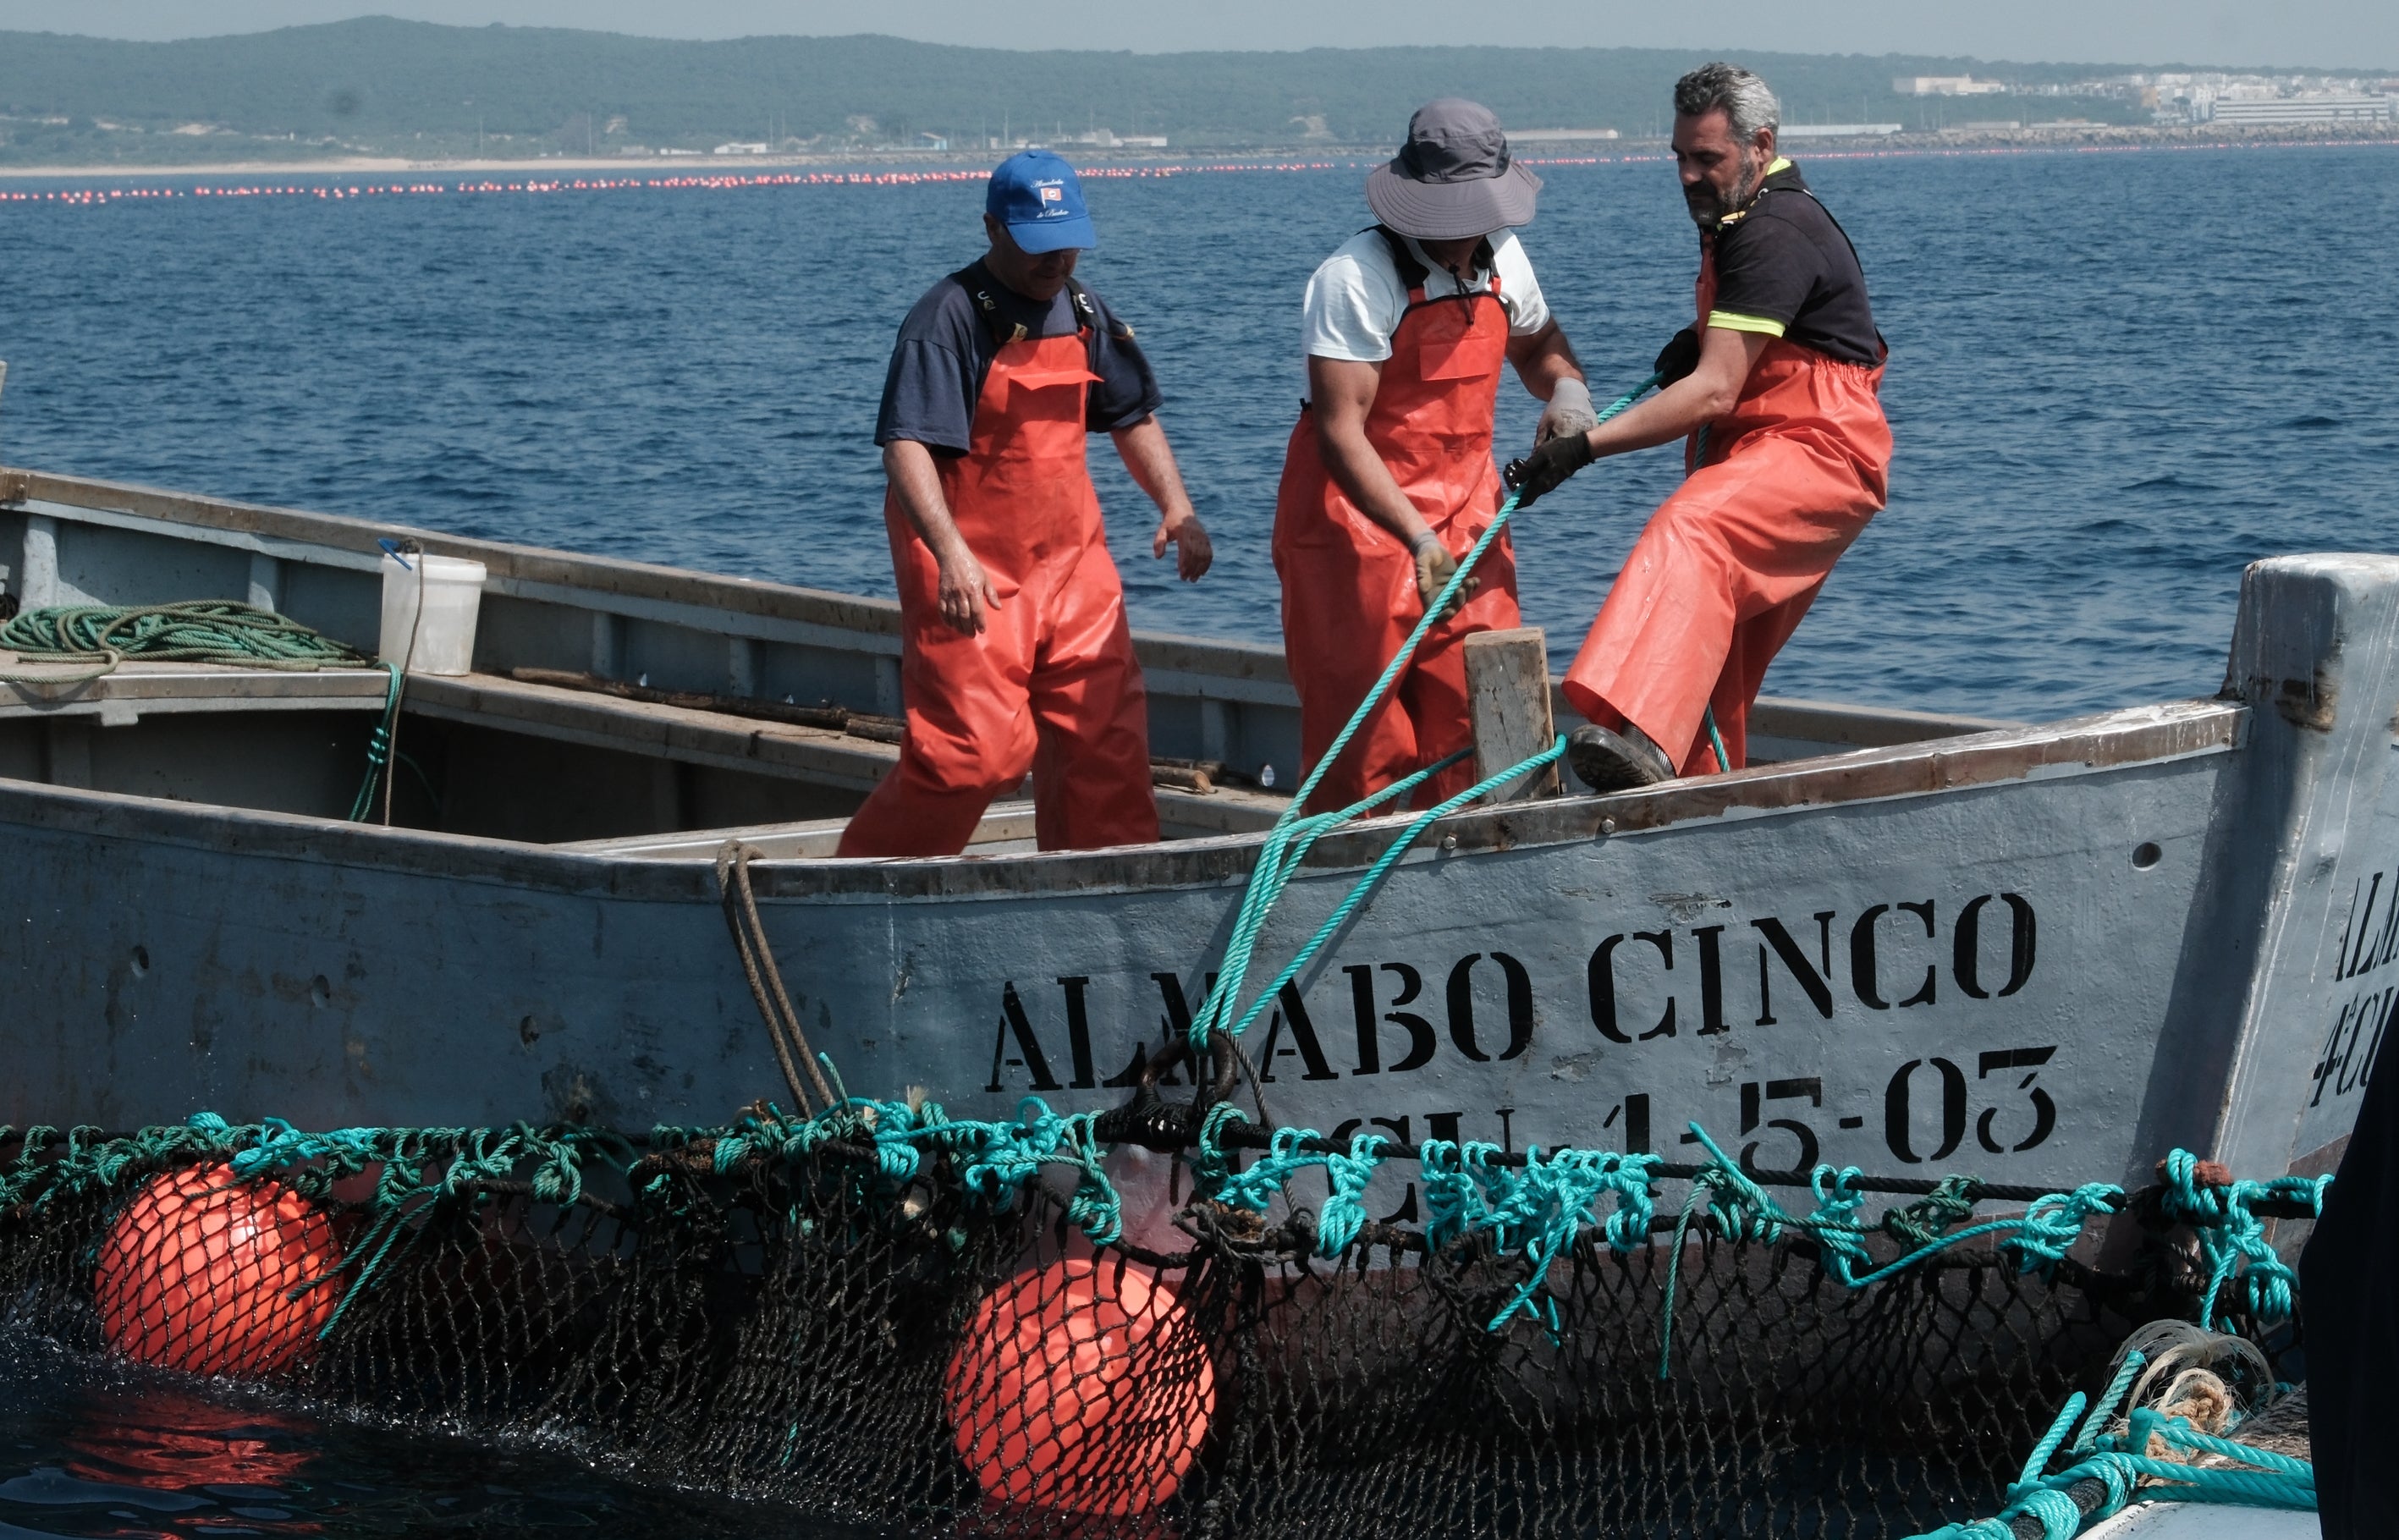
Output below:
[0,466,1301,689]
[0,695,2245,905]
[0,467,2020,739]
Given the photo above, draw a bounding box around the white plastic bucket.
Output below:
[378,552,487,676]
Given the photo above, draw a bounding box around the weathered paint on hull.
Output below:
[0,723,2221,1192]
[0,494,2391,1219]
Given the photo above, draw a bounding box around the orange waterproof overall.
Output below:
[837,327,1158,857]
[1272,256,1521,812]
[1561,246,1890,773]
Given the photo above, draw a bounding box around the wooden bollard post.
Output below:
[1464,627,1560,803]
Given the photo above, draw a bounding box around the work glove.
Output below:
[1535,377,1598,445]
[1411,534,1472,619]
[1653,327,1702,386]
[1503,431,1594,509]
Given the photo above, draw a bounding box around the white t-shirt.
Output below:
[1300,228,1551,398]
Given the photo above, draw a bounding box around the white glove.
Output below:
[1535,377,1598,446]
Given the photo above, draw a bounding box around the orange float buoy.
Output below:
[943,1258,1216,1515]
[94,1163,341,1377]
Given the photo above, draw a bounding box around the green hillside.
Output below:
[0,17,2201,165]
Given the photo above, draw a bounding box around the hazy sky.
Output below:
[0,1,2391,66]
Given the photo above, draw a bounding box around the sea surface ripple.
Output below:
[3,143,2395,723]
[0,140,2394,1535]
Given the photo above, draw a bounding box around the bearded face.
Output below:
[1684,145,1763,227]
[1672,111,1772,230]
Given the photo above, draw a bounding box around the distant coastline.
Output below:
[1,121,2392,179]
[8,19,2393,176]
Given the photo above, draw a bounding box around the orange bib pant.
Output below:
[837,330,1158,858]
[1563,338,1890,774]
[1273,276,1521,813]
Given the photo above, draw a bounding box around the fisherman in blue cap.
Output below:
[840,151,1211,858]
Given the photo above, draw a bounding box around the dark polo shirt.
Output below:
[1706,159,1884,367]
[874,261,1161,454]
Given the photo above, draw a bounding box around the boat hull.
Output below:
[0,699,2251,1191]
[2,459,2395,1218]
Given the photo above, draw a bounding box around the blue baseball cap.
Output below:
[986,150,1096,253]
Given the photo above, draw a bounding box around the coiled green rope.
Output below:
[0,600,370,683]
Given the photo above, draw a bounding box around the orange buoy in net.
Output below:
[94,1163,341,1377]
[943,1257,1216,1515]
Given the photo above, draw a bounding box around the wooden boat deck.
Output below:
[0,465,2015,854]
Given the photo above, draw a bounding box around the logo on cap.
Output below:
[988,151,1096,251]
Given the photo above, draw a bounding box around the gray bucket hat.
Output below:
[1365,97,1543,239]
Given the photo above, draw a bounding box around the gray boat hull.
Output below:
[1,465,2393,1218]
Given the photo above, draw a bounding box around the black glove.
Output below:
[1653,327,1702,386]
[1503,431,1595,509]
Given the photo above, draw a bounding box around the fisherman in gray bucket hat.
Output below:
[1366,97,1545,239]
[1270,97,1593,815]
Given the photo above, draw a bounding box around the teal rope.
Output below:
[1704,705,1731,773]
[1654,1124,2128,1378]
[1193,1116,1392,1255]
[1183,376,1659,1065]
[669,1093,1128,1246]
[1186,746,1473,1054]
[1674,1124,2127,1288]
[2159,1148,2330,1328]
[1202,737,1567,1050]
[2072,1352,2149,1455]
[347,662,404,822]
[1909,1349,2319,1538]
[0,1110,2333,1373]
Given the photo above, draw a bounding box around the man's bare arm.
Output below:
[1582,327,1773,459]
[883,439,999,635]
[1510,317,1595,447]
[1109,415,1212,581]
[1506,318,1586,402]
[1308,355,1468,613]
[1310,356,1430,543]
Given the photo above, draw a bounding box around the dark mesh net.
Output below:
[0,1122,2304,1539]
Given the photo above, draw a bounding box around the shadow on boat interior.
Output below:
[0,469,2010,858]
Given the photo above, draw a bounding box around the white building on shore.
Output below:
[2209,95,2394,125]
[1895,75,2008,96]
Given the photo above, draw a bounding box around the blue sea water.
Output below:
[0,1341,850,1537]
[3,143,2396,723]
[0,141,2394,1533]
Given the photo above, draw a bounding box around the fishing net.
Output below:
[0,1114,2315,1540]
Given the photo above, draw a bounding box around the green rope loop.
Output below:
[0,601,369,683]
[2160,1147,2330,1328]
[1181,376,1662,1081]
[1881,1174,1984,1251]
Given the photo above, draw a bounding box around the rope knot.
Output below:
[1312,1131,1390,1257]
[2002,1183,2123,1272]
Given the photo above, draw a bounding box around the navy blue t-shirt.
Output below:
[872,261,1162,453]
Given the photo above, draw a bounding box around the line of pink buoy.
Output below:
[2,136,2388,207]
[0,162,1372,206]
[0,156,1648,208]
